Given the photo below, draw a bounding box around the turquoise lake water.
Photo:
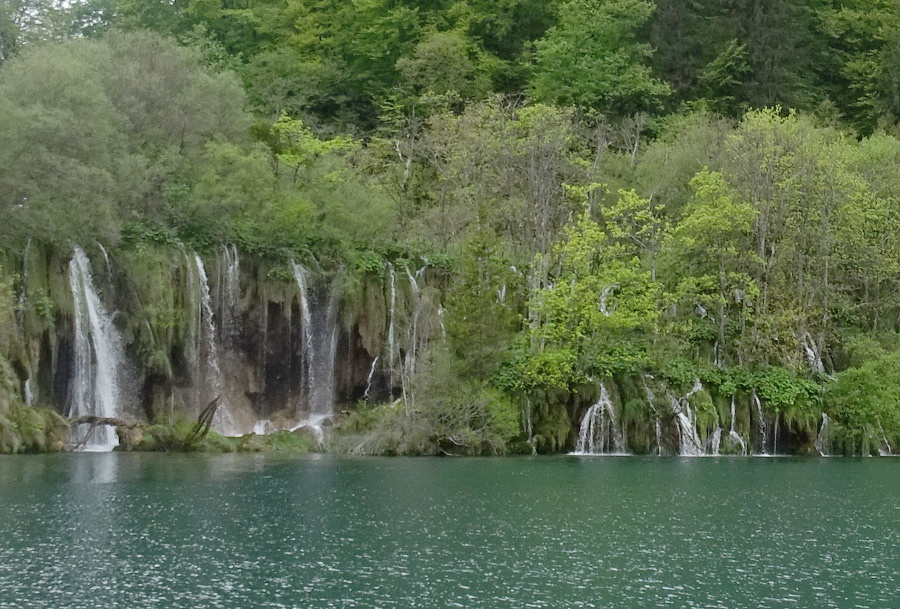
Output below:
[0,454,897,608]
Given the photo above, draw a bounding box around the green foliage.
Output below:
[826,352,900,454]
[444,229,522,379]
[660,169,758,361]
[649,0,821,113]
[524,207,660,388]
[7,0,900,455]
[818,0,900,135]
[270,112,356,172]
[530,0,669,113]
[116,246,185,378]
[396,29,495,103]
[0,347,68,453]
[0,30,250,248]
[133,417,314,453]
[752,367,821,415]
[334,346,522,455]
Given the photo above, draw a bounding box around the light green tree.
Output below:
[525,206,660,389]
[661,169,758,363]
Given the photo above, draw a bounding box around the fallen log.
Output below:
[185,397,220,445]
[70,416,143,428]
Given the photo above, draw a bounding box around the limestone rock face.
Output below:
[116,425,144,451]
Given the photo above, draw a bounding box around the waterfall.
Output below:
[877,420,893,456]
[437,305,446,338]
[815,413,831,456]
[219,244,240,344]
[404,266,419,388]
[654,418,662,456]
[524,397,534,448]
[402,265,428,397]
[573,382,627,455]
[671,379,705,456]
[289,262,338,417]
[98,243,114,289]
[68,247,126,451]
[290,261,315,400]
[599,284,616,316]
[387,263,397,387]
[192,254,238,436]
[753,390,768,455]
[318,284,340,415]
[728,396,748,455]
[642,375,662,455]
[363,357,378,401]
[802,332,826,375]
[23,379,34,407]
[707,427,722,456]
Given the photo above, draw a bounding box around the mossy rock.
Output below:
[0,402,68,454]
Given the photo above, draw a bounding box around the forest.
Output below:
[1,0,900,456]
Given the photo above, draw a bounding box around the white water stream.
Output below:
[68,247,126,450]
[573,382,627,455]
[289,262,339,418]
[671,379,705,456]
[192,254,239,436]
[728,396,748,455]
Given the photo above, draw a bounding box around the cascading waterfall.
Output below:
[98,243,114,289]
[289,261,315,401]
[18,243,32,405]
[289,262,339,436]
[671,379,705,456]
[316,286,340,415]
[401,266,430,399]
[877,420,893,456]
[815,412,831,456]
[437,305,446,338]
[802,331,826,375]
[654,418,662,456]
[363,357,378,401]
[219,244,240,344]
[773,411,780,455]
[523,397,534,448]
[387,263,397,387]
[574,382,627,455]
[728,396,748,455]
[403,266,419,395]
[707,427,722,455]
[192,254,238,436]
[753,390,769,455]
[23,379,34,407]
[599,284,616,316]
[68,247,127,450]
[642,375,662,455]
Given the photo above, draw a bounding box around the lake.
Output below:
[0,454,897,608]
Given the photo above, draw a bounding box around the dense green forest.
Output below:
[2,0,900,456]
